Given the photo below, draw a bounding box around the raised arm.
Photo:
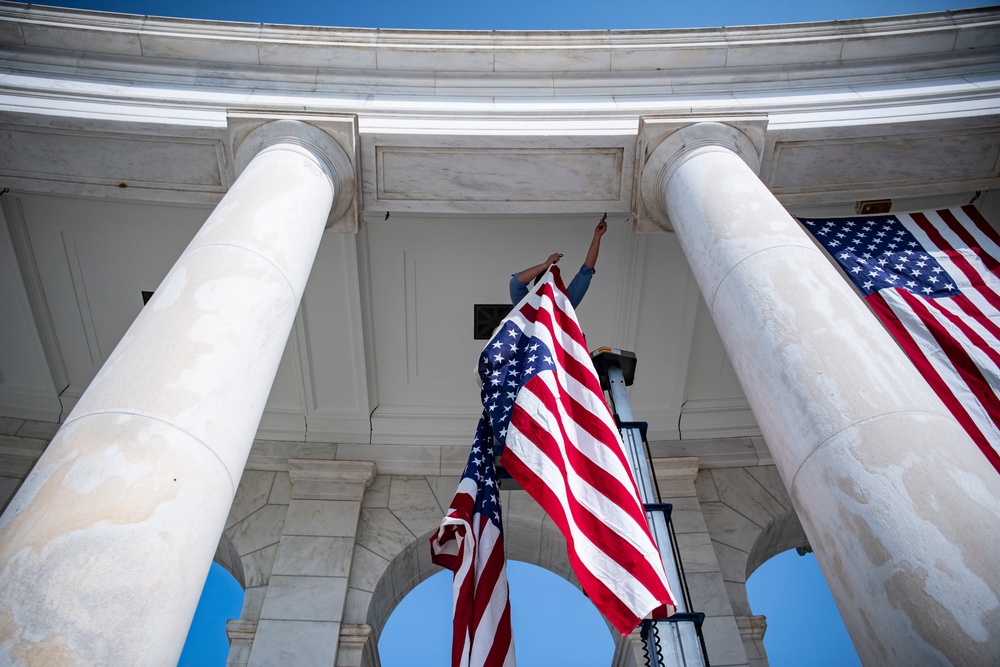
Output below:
[515,252,563,284]
[583,218,608,270]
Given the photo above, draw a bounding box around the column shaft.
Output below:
[0,132,336,665]
[654,126,1000,664]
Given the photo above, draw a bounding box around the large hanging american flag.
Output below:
[479,266,675,635]
[430,416,516,667]
[799,205,1000,472]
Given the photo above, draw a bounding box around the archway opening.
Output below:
[745,549,859,667]
[379,560,614,666]
[178,561,245,666]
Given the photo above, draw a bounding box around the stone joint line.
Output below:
[189,241,302,303]
[787,408,956,497]
[61,409,239,496]
[707,242,823,312]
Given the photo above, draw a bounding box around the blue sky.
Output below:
[41,0,987,30]
[39,0,979,664]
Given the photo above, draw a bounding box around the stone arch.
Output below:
[220,467,293,622]
[696,463,810,665]
[746,508,809,580]
[345,473,626,666]
[698,465,809,611]
[213,530,247,589]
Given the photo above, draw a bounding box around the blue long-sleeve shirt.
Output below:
[509,264,595,309]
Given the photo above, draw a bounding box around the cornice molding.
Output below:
[2,3,998,56]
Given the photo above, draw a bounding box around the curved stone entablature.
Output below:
[1,4,999,216]
[0,3,997,79]
[0,4,997,118]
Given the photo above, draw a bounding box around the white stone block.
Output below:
[283,500,362,538]
[259,575,348,622]
[387,476,445,538]
[356,508,416,561]
[271,536,354,578]
[249,619,340,667]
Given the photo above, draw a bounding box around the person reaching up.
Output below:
[509,217,607,309]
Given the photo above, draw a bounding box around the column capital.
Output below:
[287,459,377,501]
[337,624,378,667]
[633,115,768,233]
[229,114,360,233]
[226,619,258,643]
[650,456,700,497]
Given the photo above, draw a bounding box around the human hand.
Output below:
[594,220,607,237]
[547,252,563,265]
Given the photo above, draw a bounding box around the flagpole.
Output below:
[593,348,707,667]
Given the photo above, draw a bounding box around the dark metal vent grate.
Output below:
[474,304,513,339]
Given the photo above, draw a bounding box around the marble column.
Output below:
[638,119,1000,665]
[0,120,354,666]
[247,460,375,667]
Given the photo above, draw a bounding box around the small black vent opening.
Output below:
[474,304,513,340]
[141,290,155,305]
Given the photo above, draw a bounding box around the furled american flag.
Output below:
[479,265,675,635]
[430,416,515,667]
[799,205,1000,472]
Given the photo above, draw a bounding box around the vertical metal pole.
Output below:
[606,365,705,667]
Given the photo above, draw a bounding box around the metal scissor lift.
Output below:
[592,347,709,667]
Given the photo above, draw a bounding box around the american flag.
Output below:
[479,265,675,635]
[430,416,516,667]
[800,205,1000,472]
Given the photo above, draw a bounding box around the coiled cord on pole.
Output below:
[640,620,665,667]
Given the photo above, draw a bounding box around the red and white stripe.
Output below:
[499,269,676,635]
[867,205,1000,471]
[430,448,515,667]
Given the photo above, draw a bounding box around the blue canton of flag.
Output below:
[799,206,1000,473]
[803,215,955,298]
[478,325,557,451]
[463,419,504,531]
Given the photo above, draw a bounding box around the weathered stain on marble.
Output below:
[835,503,892,568]
[791,414,1000,664]
[0,414,231,664]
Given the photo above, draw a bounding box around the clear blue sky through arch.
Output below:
[34,0,986,664]
[178,562,244,667]
[379,561,615,667]
[746,550,861,667]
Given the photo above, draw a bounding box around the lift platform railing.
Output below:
[592,347,709,667]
